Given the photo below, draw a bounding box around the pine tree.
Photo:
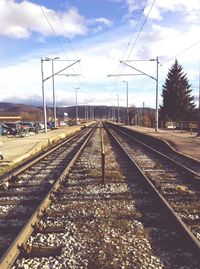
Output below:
[159,59,195,122]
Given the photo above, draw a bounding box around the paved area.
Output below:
[0,124,91,174]
[125,125,200,161]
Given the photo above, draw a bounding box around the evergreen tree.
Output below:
[159,59,195,122]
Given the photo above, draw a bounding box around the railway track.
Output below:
[0,124,97,268]
[1,122,199,268]
[105,123,200,244]
[111,124,200,176]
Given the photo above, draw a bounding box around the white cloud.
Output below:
[87,17,113,34]
[144,0,200,22]
[93,17,113,27]
[126,0,138,13]
[0,0,87,39]
[0,0,115,39]
[1,19,199,107]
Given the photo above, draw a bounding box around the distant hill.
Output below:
[0,102,155,121]
[0,102,43,114]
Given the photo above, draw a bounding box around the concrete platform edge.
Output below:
[1,127,82,170]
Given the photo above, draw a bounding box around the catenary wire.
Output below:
[112,0,157,97]
[162,40,200,65]
[55,13,85,85]
[112,0,149,94]
[38,4,82,85]
[125,0,157,61]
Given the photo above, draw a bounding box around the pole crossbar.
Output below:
[119,58,159,132]
[43,60,80,82]
[107,74,144,77]
[41,58,81,133]
[120,60,157,81]
[57,74,81,76]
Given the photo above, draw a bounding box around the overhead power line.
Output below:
[125,0,157,61]
[121,0,149,62]
[112,0,150,93]
[55,12,85,85]
[38,5,82,84]
[162,40,200,65]
[111,0,157,94]
[39,5,67,57]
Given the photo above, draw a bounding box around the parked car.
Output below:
[20,122,36,133]
[59,121,67,127]
[3,122,27,137]
[38,122,45,130]
[4,122,22,132]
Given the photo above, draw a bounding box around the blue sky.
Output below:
[0,0,200,108]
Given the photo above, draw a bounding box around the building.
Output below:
[0,112,21,122]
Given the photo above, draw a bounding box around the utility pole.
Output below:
[41,58,47,133]
[113,106,115,121]
[85,105,88,121]
[43,56,61,129]
[155,56,159,132]
[48,57,60,128]
[123,80,129,125]
[115,94,119,123]
[112,104,114,121]
[142,101,145,126]
[197,63,200,136]
[41,58,81,132]
[74,87,79,125]
[120,57,159,132]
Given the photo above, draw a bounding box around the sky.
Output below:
[0,0,200,109]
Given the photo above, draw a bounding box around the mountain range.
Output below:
[0,102,155,121]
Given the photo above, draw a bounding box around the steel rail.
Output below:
[104,123,200,260]
[108,123,200,180]
[0,125,94,187]
[0,123,97,269]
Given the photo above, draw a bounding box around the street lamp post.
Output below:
[113,106,115,121]
[45,57,60,128]
[85,105,87,121]
[41,58,47,133]
[112,104,114,121]
[41,56,59,132]
[51,57,60,128]
[123,80,129,125]
[74,87,79,124]
[197,63,200,136]
[150,57,159,132]
[110,102,114,121]
[115,94,119,123]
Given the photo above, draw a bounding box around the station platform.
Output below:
[124,125,200,162]
[0,124,91,175]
